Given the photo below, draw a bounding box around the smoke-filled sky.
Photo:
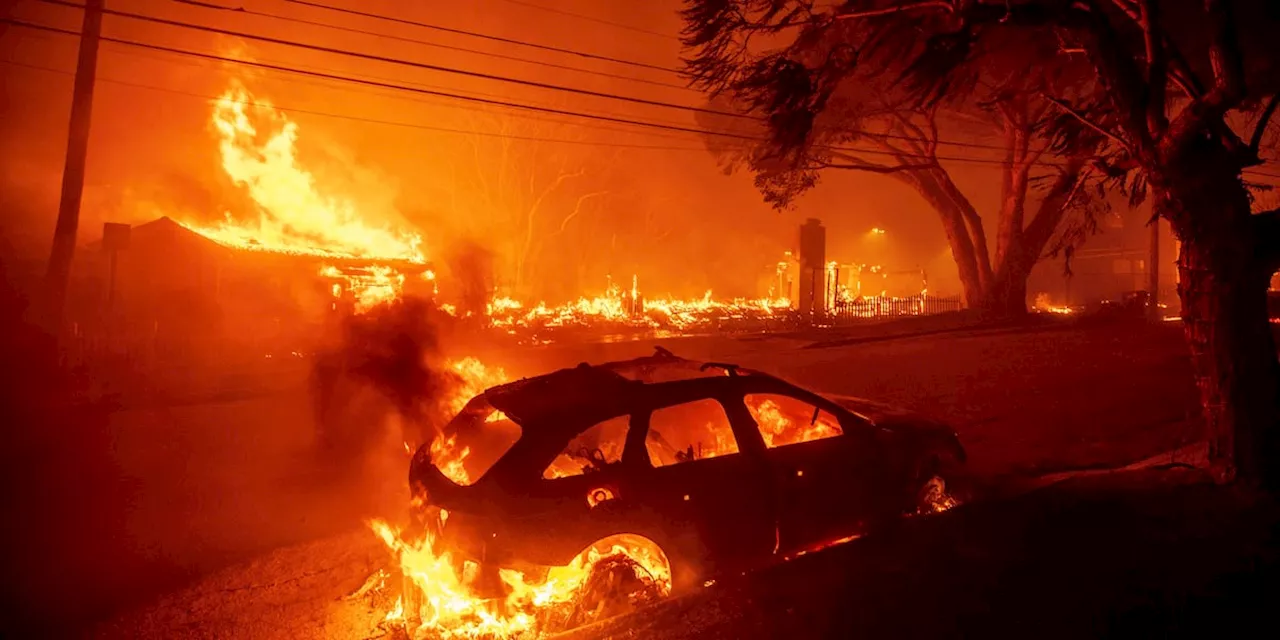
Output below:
[0,0,1033,299]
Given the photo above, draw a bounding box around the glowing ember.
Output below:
[1032,292,1074,315]
[917,476,960,514]
[372,518,671,639]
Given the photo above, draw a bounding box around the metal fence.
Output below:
[831,294,964,321]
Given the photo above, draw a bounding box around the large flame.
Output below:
[190,82,424,263]
[373,357,671,638]
[179,81,425,307]
[373,519,671,639]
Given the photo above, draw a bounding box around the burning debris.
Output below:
[368,519,671,639]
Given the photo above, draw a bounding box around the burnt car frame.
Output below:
[409,348,966,593]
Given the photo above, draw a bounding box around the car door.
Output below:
[737,391,883,553]
[622,394,777,582]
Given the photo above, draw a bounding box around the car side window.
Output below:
[645,398,740,468]
[744,393,843,448]
[543,415,630,479]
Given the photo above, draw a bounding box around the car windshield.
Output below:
[435,396,522,486]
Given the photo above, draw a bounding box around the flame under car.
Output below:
[408,349,966,598]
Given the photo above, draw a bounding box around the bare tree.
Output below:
[683,0,1280,486]
[442,111,615,299]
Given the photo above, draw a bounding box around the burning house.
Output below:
[68,216,434,365]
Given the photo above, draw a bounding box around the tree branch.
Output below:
[555,191,608,234]
[819,160,936,172]
[1103,0,1202,99]
[1025,161,1090,259]
[1043,93,1132,151]
[1138,0,1168,136]
[1249,94,1280,154]
[1080,5,1154,157]
[833,0,954,21]
[1204,0,1246,112]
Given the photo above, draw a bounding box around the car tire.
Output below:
[914,452,967,514]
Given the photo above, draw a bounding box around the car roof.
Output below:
[482,348,775,426]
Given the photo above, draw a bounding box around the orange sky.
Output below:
[0,0,1156,299]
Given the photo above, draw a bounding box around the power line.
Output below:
[40,0,1027,156]
[86,31,703,134]
[171,0,695,91]
[489,0,676,39]
[91,40,705,140]
[5,17,1035,168]
[12,17,1278,180]
[36,0,729,120]
[0,56,712,150]
[281,0,680,74]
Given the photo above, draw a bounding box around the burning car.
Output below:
[403,347,964,613]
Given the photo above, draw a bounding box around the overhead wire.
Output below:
[10,6,1277,173]
[487,0,676,40]
[0,56,713,150]
[169,0,696,91]
[34,0,1030,155]
[280,0,680,74]
[3,17,1035,167]
[33,0,738,120]
[16,24,706,136]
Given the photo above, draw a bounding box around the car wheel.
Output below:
[915,453,966,514]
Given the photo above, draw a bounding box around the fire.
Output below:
[369,356,670,637]
[447,357,508,416]
[180,80,424,306]
[1032,292,1074,315]
[917,476,960,514]
[745,397,842,448]
[371,518,671,639]
[419,357,511,486]
[485,278,792,335]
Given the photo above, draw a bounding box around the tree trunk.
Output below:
[1158,156,1280,488]
[977,268,1030,319]
[901,171,986,309]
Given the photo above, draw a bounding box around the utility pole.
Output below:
[1148,216,1160,321]
[43,0,104,336]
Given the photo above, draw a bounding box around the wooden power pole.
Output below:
[43,0,104,335]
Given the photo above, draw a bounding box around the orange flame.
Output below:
[373,518,671,639]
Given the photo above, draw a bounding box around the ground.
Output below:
[4,318,1211,636]
[559,469,1280,640]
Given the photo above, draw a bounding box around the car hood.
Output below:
[828,394,962,452]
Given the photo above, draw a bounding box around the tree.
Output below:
[684,7,1105,314]
[431,110,616,300]
[682,0,1280,485]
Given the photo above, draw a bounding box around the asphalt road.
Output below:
[13,319,1203,635]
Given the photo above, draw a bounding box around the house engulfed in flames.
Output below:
[69,80,437,360]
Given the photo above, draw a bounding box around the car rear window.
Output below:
[437,399,522,485]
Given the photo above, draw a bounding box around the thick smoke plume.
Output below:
[310,298,459,467]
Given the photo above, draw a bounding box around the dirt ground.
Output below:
[5,319,1204,636]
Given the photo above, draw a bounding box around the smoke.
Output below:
[309,297,462,470]
[445,240,496,316]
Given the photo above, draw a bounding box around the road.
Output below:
[12,319,1202,635]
